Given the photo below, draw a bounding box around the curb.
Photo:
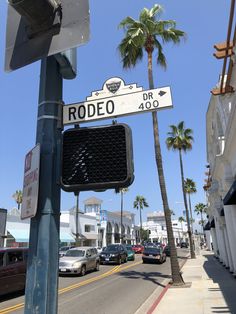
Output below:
[146,283,170,314]
[145,254,190,314]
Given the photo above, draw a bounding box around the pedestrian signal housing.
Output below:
[61,124,134,192]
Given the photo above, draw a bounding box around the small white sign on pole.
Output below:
[21,144,40,220]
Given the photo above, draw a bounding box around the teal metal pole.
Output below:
[24,55,63,314]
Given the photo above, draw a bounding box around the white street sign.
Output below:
[63,77,173,125]
[21,144,40,220]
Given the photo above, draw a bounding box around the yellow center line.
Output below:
[0,303,24,314]
[0,262,141,313]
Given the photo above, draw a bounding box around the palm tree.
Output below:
[184,178,197,231]
[166,121,196,259]
[195,203,207,234]
[178,216,185,241]
[118,4,185,285]
[133,195,149,243]
[12,190,23,210]
[115,188,129,243]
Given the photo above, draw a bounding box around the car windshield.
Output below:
[65,250,85,257]
[144,248,161,254]
[104,245,120,252]
[60,247,69,251]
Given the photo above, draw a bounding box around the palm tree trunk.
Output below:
[75,192,80,246]
[179,150,195,259]
[148,50,184,285]
[121,191,123,244]
[200,212,204,235]
[188,194,193,233]
[139,207,142,243]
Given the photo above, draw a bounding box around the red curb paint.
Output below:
[146,255,189,313]
[146,283,170,314]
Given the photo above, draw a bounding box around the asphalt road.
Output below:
[0,248,189,314]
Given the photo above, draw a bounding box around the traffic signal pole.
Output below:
[24,56,63,314]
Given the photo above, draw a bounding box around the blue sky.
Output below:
[0,1,229,224]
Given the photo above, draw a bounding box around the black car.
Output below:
[99,244,128,265]
[142,247,166,264]
[180,242,188,248]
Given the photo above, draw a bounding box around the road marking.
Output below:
[0,303,24,314]
[0,261,142,313]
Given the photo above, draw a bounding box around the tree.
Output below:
[12,190,23,210]
[133,195,149,243]
[118,3,185,285]
[166,121,196,259]
[195,203,207,234]
[178,216,185,240]
[115,188,129,243]
[184,178,197,231]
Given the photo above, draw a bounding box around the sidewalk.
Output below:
[151,250,236,314]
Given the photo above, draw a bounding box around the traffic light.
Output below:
[61,124,134,192]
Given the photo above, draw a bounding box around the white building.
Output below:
[142,211,188,244]
[5,208,74,247]
[205,18,236,274]
[83,197,136,247]
[2,196,137,248]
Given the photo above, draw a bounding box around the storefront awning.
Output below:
[8,229,29,242]
[223,180,236,205]
[60,231,74,243]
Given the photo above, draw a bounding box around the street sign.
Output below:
[21,144,40,220]
[63,77,173,125]
[5,0,90,72]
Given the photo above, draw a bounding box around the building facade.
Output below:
[142,211,188,245]
[206,43,236,274]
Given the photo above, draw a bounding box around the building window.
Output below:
[85,225,95,232]
[173,223,178,226]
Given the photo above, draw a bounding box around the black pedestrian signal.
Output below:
[61,124,134,192]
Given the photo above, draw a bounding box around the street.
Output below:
[0,249,188,314]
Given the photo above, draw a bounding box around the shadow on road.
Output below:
[118,270,171,287]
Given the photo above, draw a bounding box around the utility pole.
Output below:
[24,56,62,314]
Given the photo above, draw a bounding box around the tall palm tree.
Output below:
[178,216,185,241]
[118,4,185,285]
[194,203,207,234]
[184,178,197,231]
[133,195,149,243]
[115,188,129,243]
[12,190,23,210]
[166,121,196,259]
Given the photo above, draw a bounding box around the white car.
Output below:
[59,247,100,276]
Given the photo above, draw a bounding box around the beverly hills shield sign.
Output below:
[63,77,173,125]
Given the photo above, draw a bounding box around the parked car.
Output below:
[59,247,100,276]
[124,245,135,261]
[100,244,128,265]
[132,244,144,254]
[163,245,170,256]
[59,245,75,258]
[142,246,166,264]
[0,247,28,296]
[180,242,188,248]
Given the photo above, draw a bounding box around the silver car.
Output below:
[59,247,100,276]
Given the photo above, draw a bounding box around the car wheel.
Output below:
[80,265,86,276]
[94,261,99,271]
[118,257,122,265]
[124,256,128,263]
